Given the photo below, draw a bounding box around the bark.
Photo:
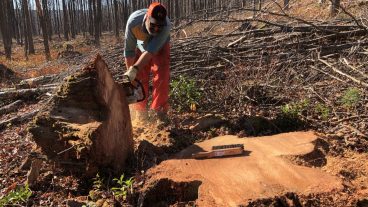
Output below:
[28,55,133,175]
[89,0,94,36]
[16,75,58,89]
[0,0,13,60]
[0,100,23,116]
[106,0,111,31]
[9,0,20,44]
[94,0,102,46]
[253,0,257,17]
[113,0,119,39]
[42,0,53,41]
[62,0,70,40]
[68,1,75,38]
[55,0,61,38]
[35,0,51,61]
[0,110,39,131]
[22,0,35,54]
[330,0,340,16]
[0,86,57,101]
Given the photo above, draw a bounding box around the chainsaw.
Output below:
[117,75,145,104]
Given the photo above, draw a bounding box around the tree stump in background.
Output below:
[28,55,133,175]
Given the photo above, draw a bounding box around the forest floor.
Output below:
[1,1,368,206]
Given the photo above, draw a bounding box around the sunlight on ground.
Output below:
[0,33,120,79]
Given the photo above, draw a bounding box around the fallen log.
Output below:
[0,100,23,115]
[0,86,57,101]
[28,55,133,175]
[0,110,39,130]
[16,75,57,89]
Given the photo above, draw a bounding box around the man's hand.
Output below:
[124,66,139,81]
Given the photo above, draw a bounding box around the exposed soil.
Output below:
[1,3,368,206]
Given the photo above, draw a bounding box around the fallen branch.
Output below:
[340,58,368,79]
[342,124,368,139]
[0,110,39,130]
[0,100,23,116]
[16,75,57,89]
[318,58,368,88]
[0,86,57,101]
[333,115,368,124]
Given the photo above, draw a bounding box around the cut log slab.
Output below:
[28,55,133,174]
[140,131,343,207]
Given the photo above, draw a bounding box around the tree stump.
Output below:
[28,55,133,175]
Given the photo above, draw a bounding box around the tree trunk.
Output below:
[253,0,257,17]
[69,1,75,39]
[106,0,111,31]
[89,0,94,36]
[62,0,69,41]
[0,100,23,116]
[22,0,35,54]
[21,0,29,59]
[94,0,102,46]
[42,0,53,41]
[330,0,340,16]
[54,0,61,39]
[35,0,51,61]
[113,0,119,39]
[9,0,20,45]
[0,0,13,60]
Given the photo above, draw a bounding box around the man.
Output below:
[123,2,170,123]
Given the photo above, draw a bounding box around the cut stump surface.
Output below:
[28,55,133,174]
[142,131,342,206]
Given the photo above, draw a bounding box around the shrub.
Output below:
[281,99,310,118]
[0,184,32,206]
[341,87,361,109]
[111,174,134,202]
[315,103,330,120]
[170,75,202,112]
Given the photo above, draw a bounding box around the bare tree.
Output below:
[330,0,340,16]
[0,0,13,60]
[94,0,102,46]
[42,0,53,41]
[35,0,51,61]
[113,0,119,39]
[62,0,70,40]
[89,0,94,36]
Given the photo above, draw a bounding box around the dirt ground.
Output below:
[1,2,368,206]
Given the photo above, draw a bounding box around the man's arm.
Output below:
[124,51,153,81]
[133,51,153,69]
[125,56,135,68]
[124,19,137,68]
[129,25,169,72]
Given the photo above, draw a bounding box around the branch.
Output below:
[318,58,368,88]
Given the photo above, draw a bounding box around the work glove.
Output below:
[124,66,138,81]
